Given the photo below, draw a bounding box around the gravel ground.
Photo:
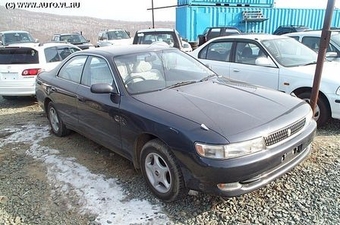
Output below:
[0,96,339,225]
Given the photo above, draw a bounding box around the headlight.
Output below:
[305,106,313,125]
[195,137,266,159]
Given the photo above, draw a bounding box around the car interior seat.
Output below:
[242,46,253,58]
[131,61,162,81]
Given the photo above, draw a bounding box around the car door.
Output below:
[76,56,122,153]
[229,41,280,89]
[53,55,87,127]
[197,40,232,77]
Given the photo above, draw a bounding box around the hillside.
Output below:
[0,6,175,44]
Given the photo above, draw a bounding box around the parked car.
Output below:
[132,28,188,52]
[0,30,38,46]
[182,40,193,52]
[35,44,316,202]
[190,34,340,126]
[0,42,81,99]
[197,26,241,46]
[273,25,311,35]
[285,30,340,62]
[52,32,95,50]
[97,29,133,47]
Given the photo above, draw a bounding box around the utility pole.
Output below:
[151,0,155,28]
[310,0,335,119]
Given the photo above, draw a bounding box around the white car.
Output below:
[97,29,133,47]
[0,30,38,46]
[284,30,340,62]
[190,34,340,126]
[0,42,81,99]
[182,41,193,52]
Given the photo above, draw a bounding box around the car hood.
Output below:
[107,38,133,45]
[134,78,305,138]
[286,61,340,81]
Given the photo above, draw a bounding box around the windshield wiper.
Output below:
[199,74,216,82]
[302,61,317,66]
[166,80,197,89]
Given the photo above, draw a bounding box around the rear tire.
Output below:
[47,102,70,137]
[140,139,186,202]
[297,92,330,127]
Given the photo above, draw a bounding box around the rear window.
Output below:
[0,47,39,64]
[135,32,177,47]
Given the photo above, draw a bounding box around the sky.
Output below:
[0,0,339,21]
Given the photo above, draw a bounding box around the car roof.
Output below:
[54,33,83,36]
[136,28,175,33]
[1,42,81,50]
[105,29,127,31]
[75,44,172,57]
[0,30,31,34]
[209,33,290,41]
[285,30,322,36]
[285,30,340,36]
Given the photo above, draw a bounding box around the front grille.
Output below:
[264,118,306,147]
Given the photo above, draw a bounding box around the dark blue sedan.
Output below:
[36,44,317,202]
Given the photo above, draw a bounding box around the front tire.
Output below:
[140,139,186,202]
[47,102,70,137]
[297,92,330,127]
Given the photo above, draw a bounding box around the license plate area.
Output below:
[1,72,19,80]
[281,144,303,163]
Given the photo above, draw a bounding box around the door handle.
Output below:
[77,95,85,102]
[233,69,240,72]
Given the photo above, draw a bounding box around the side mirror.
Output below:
[90,83,117,94]
[326,52,338,58]
[255,57,276,67]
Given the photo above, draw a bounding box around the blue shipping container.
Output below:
[176,5,340,42]
[178,0,274,7]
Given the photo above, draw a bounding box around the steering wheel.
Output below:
[125,75,146,85]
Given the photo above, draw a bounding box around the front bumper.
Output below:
[182,120,317,197]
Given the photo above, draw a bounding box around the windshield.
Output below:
[332,33,340,47]
[60,34,87,43]
[262,37,318,67]
[114,49,216,94]
[3,32,35,45]
[107,31,130,40]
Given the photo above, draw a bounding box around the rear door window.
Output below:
[58,55,87,83]
[0,47,39,64]
[198,41,233,62]
[44,46,80,62]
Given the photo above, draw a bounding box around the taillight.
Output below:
[22,68,41,76]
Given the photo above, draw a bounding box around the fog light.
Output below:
[217,182,242,191]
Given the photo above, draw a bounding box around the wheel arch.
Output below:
[132,133,158,170]
[43,97,53,115]
[293,87,331,110]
